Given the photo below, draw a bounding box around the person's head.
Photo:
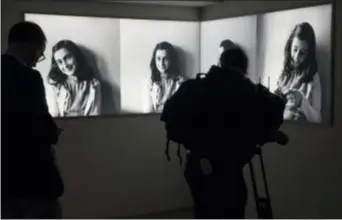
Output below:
[219,45,248,75]
[282,22,317,82]
[150,41,180,82]
[219,39,236,56]
[7,21,46,67]
[48,40,94,85]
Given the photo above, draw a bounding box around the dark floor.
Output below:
[121,207,193,219]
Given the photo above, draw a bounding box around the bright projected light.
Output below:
[25,13,200,116]
[25,3,332,124]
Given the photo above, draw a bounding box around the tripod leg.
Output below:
[258,149,273,218]
[249,160,261,219]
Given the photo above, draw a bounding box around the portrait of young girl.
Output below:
[275,22,322,123]
[47,40,102,117]
[149,41,185,113]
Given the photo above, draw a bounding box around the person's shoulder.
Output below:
[235,75,258,92]
[1,54,16,63]
[29,69,44,83]
[1,54,24,73]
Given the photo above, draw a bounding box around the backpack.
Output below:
[160,73,207,163]
[160,73,286,164]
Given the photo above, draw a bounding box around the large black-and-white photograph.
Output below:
[200,15,258,83]
[256,4,332,124]
[24,3,332,124]
[25,13,121,117]
[119,19,200,114]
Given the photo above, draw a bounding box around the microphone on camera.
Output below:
[275,130,289,146]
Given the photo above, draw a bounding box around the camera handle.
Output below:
[249,145,273,219]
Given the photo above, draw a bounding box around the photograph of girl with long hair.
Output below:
[275,22,322,123]
[47,40,102,117]
[149,41,185,112]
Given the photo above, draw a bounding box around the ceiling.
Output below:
[81,0,224,7]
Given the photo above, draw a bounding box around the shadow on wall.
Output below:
[80,46,120,115]
[316,44,330,124]
[175,46,195,80]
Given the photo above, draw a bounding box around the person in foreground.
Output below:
[1,21,64,218]
[161,45,286,218]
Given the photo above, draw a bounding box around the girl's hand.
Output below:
[286,89,303,108]
[277,74,305,95]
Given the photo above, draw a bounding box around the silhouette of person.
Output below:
[1,21,64,218]
[219,39,236,56]
[181,45,285,218]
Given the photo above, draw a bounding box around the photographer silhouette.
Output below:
[161,44,287,219]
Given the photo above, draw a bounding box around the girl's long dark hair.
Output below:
[48,40,95,85]
[280,22,318,84]
[150,41,181,83]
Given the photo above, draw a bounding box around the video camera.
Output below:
[258,130,289,146]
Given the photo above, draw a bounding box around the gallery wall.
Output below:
[1,0,197,218]
[21,2,333,125]
[201,0,342,218]
[24,14,200,115]
[1,0,342,218]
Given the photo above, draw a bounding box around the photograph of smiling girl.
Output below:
[24,13,121,117]
[149,41,185,113]
[256,4,332,124]
[119,19,200,114]
[47,40,101,117]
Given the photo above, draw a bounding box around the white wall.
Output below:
[2,0,342,218]
[200,15,258,83]
[120,19,200,113]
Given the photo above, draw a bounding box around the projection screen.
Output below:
[25,3,332,124]
[25,13,200,116]
[200,4,332,124]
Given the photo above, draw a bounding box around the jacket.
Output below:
[1,54,64,199]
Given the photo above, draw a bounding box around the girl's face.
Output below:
[54,47,77,76]
[155,49,170,74]
[290,37,309,68]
